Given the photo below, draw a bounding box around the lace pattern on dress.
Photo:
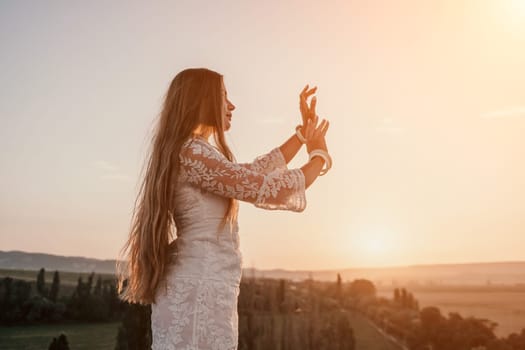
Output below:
[237,147,287,174]
[179,138,306,212]
[152,277,239,350]
[151,137,307,349]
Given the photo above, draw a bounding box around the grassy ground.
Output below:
[0,322,120,350]
[0,268,116,286]
[0,314,401,350]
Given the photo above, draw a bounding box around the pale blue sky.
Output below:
[1,0,524,269]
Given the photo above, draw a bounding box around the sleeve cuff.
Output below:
[272,147,288,171]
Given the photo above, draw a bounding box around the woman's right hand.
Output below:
[300,117,331,188]
[303,116,330,154]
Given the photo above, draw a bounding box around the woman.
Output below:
[117,68,332,349]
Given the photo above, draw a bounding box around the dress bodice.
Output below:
[171,178,242,285]
[166,136,307,285]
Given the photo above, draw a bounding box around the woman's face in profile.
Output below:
[221,80,235,131]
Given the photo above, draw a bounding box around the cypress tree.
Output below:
[336,273,342,303]
[94,276,102,296]
[49,271,60,302]
[394,288,400,304]
[87,272,94,295]
[36,268,47,297]
[401,288,408,308]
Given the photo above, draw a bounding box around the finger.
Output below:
[300,85,309,97]
[309,97,317,116]
[300,100,307,113]
[309,115,318,129]
[304,126,313,140]
[316,118,327,129]
[305,119,314,138]
[315,119,327,134]
[309,115,319,130]
[304,86,317,98]
[321,121,330,136]
[303,118,312,131]
[300,96,308,116]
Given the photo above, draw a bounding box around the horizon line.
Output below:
[2,249,525,271]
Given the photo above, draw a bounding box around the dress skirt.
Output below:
[151,276,240,350]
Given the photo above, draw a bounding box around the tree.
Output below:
[49,271,60,302]
[0,277,31,324]
[401,288,408,307]
[87,272,94,295]
[336,273,342,303]
[94,276,102,297]
[317,311,355,350]
[37,268,47,297]
[114,303,151,350]
[420,306,443,329]
[277,279,286,313]
[348,279,376,298]
[394,288,400,304]
[48,333,70,350]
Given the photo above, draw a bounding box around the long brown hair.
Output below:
[117,68,237,304]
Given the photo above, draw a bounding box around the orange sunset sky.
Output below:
[1,0,524,270]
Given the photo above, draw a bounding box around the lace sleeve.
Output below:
[236,147,287,174]
[179,139,306,212]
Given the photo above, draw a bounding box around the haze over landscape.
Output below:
[1,0,524,270]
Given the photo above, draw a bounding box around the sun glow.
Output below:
[363,235,389,255]
[353,228,395,263]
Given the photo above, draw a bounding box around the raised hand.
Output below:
[299,116,332,185]
[303,116,330,153]
[299,84,317,128]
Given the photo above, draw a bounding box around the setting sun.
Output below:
[363,236,389,254]
[353,228,395,263]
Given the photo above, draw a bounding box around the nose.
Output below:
[228,100,235,111]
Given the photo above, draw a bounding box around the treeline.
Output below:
[0,268,125,324]
[342,278,525,350]
[2,268,525,350]
[113,275,357,350]
[236,277,355,350]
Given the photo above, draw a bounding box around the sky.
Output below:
[1,0,524,270]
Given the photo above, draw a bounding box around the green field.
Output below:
[0,322,120,350]
[0,269,116,286]
[0,315,400,350]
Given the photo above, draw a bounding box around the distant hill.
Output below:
[1,250,525,286]
[244,261,525,287]
[0,250,117,274]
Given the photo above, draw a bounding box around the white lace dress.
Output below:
[151,137,306,350]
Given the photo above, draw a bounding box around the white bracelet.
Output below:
[295,125,307,144]
[308,149,332,176]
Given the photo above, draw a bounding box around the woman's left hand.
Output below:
[299,84,317,128]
